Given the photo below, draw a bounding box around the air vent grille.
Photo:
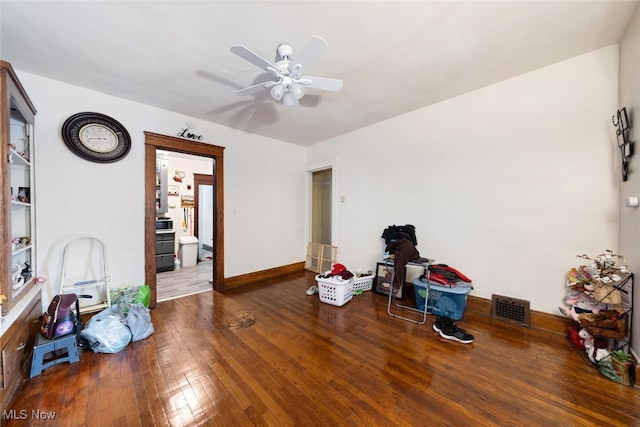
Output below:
[491,294,531,327]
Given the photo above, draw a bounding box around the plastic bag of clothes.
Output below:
[80,309,132,353]
[122,303,154,342]
[109,285,151,316]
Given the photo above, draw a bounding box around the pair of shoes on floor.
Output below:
[306,286,319,296]
[433,316,474,344]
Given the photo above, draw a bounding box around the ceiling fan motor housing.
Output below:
[276,44,293,60]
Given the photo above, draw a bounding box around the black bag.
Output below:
[40,294,81,340]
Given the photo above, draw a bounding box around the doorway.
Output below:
[194,173,214,258]
[144,132,225,308]
[155,154,213,302]
[311,168,332,245]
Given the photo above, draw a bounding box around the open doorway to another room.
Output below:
[155,151,214,302]
[194,173,214,263]
[311,168,332,245]
[144,132,225,308]
[305,167,336,273]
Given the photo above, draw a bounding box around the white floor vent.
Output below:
[491,294,531,327]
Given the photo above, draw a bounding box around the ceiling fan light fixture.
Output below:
[270,83,285,100]
[291,82,305,99]
[282,92,297,107]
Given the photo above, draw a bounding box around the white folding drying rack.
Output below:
[387,258,434,324]
[59,237,111,314]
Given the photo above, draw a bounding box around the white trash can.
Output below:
[178,236,199,267]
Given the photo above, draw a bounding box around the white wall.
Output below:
[16,72,307,305]
[12,43,626,323]
[618,6,640,359]
[307,46,621,315]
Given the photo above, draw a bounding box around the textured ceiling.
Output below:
[1,1,638,147]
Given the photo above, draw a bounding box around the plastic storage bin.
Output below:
[178,236,199,267]
[316,275,353,306]
[413,278,472,320]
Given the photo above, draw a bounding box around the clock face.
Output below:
[79,124,119,153]
[61,112,131,163]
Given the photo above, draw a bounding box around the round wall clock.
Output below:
[61,112,131,163]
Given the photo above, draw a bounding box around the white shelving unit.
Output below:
[2,60,38,313]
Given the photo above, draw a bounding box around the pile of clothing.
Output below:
[381,224,418,247]
[385,238,422,289]
[316,263,354,280]
[426,264,473,288]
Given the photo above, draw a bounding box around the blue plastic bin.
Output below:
[413,278,472,320]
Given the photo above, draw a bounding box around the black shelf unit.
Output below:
[156,231,175,272]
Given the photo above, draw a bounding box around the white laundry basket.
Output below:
[316,275,353,307]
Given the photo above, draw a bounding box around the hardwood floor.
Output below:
[5,272,640,426]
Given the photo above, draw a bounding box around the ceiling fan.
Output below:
[230,36,343,107]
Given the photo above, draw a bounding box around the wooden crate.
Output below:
[305,242,337,273]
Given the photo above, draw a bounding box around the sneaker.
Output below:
[433,317,474,344]
[306,286,319,296]
[433,316,466,333]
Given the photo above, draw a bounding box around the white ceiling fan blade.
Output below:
[235,81,274,96]
[302,76,343,92]
[291,36,328,77]
[230,45,276,72]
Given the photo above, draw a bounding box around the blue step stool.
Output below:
[30,334,80,378]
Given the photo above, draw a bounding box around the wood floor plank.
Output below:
[3,271,640,426]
